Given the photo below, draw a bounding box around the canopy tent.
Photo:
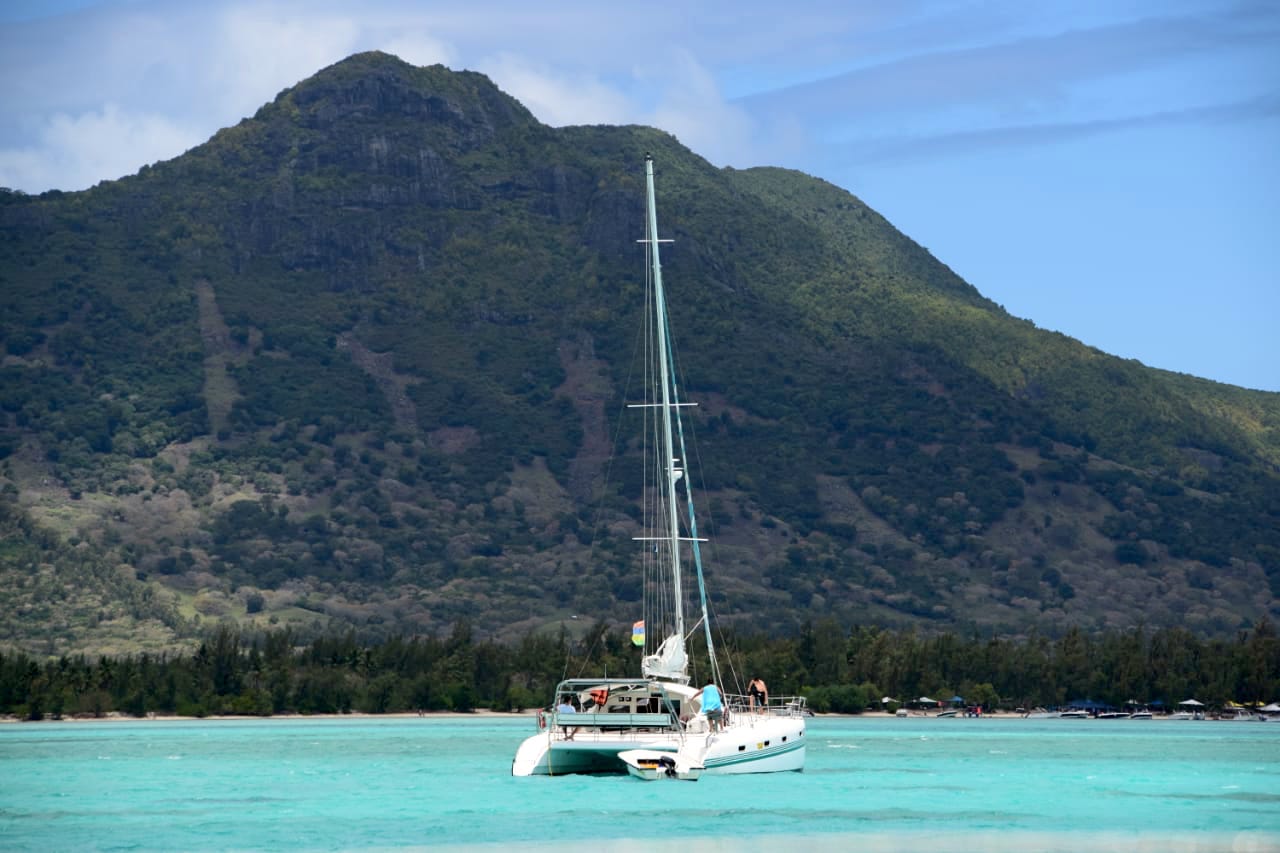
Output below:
[917,696,936,704]
[880,696,899,704]
[1179,699,1205,707]
[950,695,965,704]
[1261,702,1280,713]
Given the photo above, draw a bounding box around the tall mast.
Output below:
[644,154,686,647]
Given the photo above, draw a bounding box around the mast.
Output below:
[643,154,686,648]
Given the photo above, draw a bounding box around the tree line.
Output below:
[1,618,1276,721]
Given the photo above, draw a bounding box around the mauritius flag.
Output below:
[631,620,645,647]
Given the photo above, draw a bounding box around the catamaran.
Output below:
[511,155,807,777]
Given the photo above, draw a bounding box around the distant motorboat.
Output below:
[1223,710,1267,722]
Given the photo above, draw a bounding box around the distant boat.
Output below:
[1223,710,1267,722]
[511,156,807,777]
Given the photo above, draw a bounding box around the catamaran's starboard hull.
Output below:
[511,716,805,776]
[701,715,806,774]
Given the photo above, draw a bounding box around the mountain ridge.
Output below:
[0,52,1276,657]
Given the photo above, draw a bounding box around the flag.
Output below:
[631,620,645,647]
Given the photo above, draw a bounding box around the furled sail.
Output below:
[641,633,687,680]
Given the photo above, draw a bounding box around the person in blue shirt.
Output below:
[694,680,723,732]
[555,695,578,740]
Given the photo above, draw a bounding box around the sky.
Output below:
[1,1,1276,392]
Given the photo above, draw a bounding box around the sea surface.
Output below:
[1,715,1277,852]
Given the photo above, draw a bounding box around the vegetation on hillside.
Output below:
[1,52,1277,655]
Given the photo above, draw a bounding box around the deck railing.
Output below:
[722,693,808,717]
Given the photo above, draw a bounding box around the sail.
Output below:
[641,633,687,680]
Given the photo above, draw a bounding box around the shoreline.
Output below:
[1,709,1235,724]
[0,709,506,724]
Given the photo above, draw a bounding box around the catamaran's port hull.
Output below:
[511,716,805,776]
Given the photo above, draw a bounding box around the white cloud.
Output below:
[378,33,454,69]
[210,5,365,119]
[0,103,202,192]
[643,52,763,167]
[482,54,636,127]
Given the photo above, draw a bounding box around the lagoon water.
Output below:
[1,715,1277,852]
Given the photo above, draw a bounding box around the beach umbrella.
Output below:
[1179,699,1205,707]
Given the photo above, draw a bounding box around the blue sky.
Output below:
[2,0,1276,391]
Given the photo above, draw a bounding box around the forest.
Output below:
[2,618,1276,720]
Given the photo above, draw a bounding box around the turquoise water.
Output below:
[1,716,1277,851]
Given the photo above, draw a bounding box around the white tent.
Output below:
[918,696,936,704]
[881,696,898,704]
[1260,702,1280,713]
[1178,699,1205,707]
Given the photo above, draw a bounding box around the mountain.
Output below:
[1,52,1277,656]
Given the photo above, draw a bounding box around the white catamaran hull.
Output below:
[512,714,805,777]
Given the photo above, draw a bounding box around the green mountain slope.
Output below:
[1,52,1276,655]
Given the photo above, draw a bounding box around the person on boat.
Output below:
[693,680,724,732]
[748,677,768,713]
[556,695,578,740]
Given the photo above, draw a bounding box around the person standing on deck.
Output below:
[694,680,724,732]
[748,677,768,713]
